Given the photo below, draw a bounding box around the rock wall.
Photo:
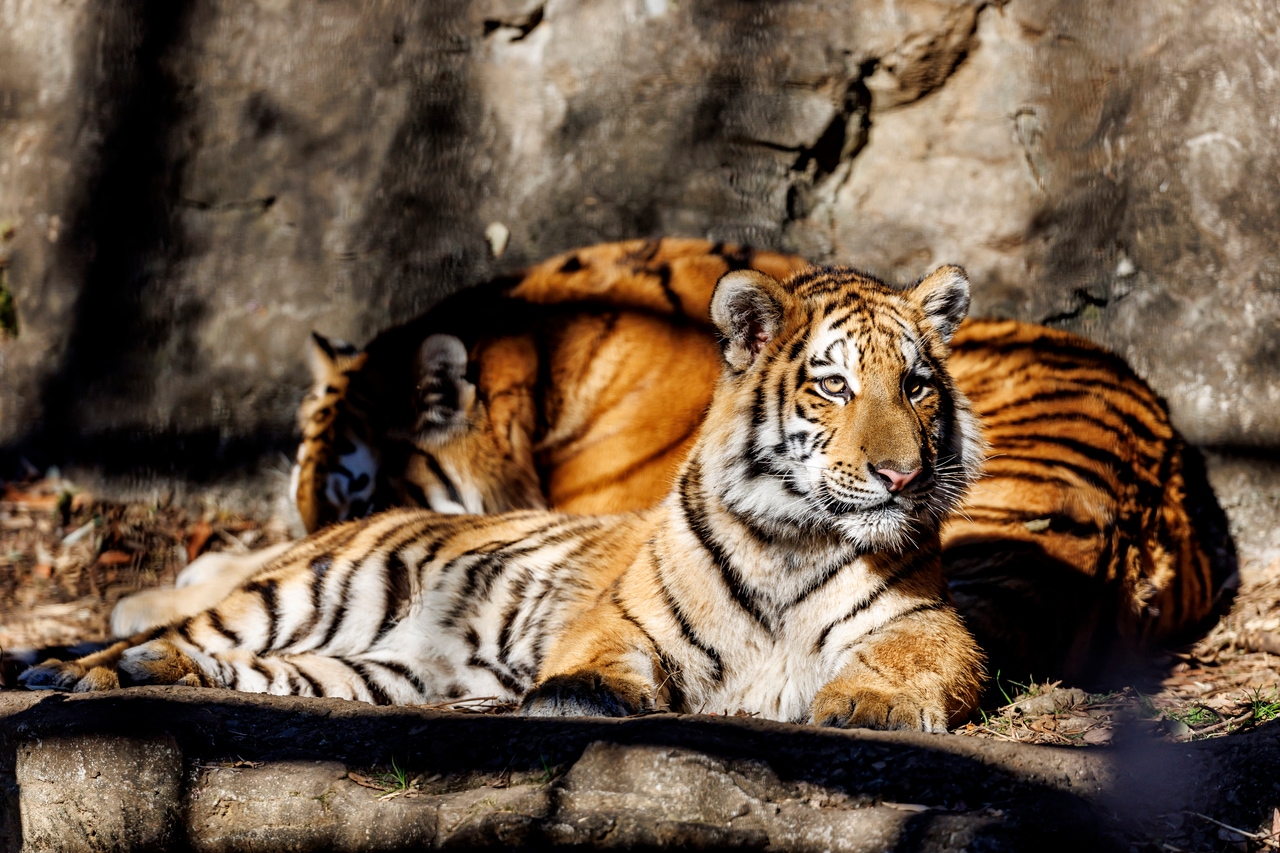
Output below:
[1,0,1277,480]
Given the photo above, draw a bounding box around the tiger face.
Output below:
[703,265,984,553]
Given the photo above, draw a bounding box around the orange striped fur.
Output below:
[28,265,987,730]
[108,239,1229,687]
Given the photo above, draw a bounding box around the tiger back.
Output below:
[26,264,986,731]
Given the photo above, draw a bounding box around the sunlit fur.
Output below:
[126,238,1228,681]
[291,239,807,528]
[25,265,986,731]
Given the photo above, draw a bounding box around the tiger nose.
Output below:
[873,466,921,493]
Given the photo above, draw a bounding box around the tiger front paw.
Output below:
[811,685,948,733]
[117,640,211,687]
[519,671,653,718]
[18,659,120,693]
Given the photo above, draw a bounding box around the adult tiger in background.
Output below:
[26,265,987,732]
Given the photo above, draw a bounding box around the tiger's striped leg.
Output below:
[114,642,432,704]
[22,632,435,704]
[18,639,142,692]
[520,588,667,717]
[810,605,984,732]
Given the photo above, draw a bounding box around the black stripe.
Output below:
[651,544,724,680]
[371,549,413,646]
[244,578,279,650]
[654,263,685,316]
[293,660,325,696]
[250,659,274,687]
[207,610,242,645]
[974,382,1164,441]
[421,452,464,508]
[982,407,1158,448]
[317,522,417,652]
[984,452,1114,494]
[366,658,432,698]
[348,660,393,705]
[467,654,525,694]
[813,553,930,654]
[680,467,772,630]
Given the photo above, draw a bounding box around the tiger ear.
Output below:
[413,334,477,442]
[911,264,970,343]
[710,269,785,371]
[307,331,359,381]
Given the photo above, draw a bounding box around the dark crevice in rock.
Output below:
[483,4,544,41]
[176,196,276,213]
[784,67,873,222]
[1038,286,1125,327]
[0,263,17,340]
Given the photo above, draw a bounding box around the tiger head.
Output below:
[700,264,985,551]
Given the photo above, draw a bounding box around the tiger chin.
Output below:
[22,263,985,732]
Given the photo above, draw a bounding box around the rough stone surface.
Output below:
[0,686,1228,850]
[1,0,1278,487]
[0,688,1276,851]
[14,733,182,852]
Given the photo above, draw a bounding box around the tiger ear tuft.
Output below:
[911,265,970,343]
[710,269,785,371]
[307,332,357,381]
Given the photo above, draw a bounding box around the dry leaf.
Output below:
[96,550,133,566]
[1,486,58,509]
[1083,727,1113,745]
[186,521,213,563]
[33,563,52,579]
[348,772,389,791]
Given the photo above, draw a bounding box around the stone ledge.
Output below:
[2,687,1277,851]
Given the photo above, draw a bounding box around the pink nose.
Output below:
[875,467,921,494]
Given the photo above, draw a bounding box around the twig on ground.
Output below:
[1188,811,1280,848]
[1174,711,1251,741]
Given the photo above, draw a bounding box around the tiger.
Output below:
[272,238,1230,683]
[293,239,807,527]
[24,264,987,732]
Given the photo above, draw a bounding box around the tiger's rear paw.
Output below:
[19,660,120,693]
[812,686,947,732]
[118,640,210,688]
[519,671,652,718]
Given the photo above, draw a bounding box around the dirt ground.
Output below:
[2,473,1279,753]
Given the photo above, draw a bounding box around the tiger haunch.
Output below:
[24,264,985,730]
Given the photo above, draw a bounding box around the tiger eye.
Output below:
[905,377,924,397]
[819,375,847,397]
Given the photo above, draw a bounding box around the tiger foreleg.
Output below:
[811,605,984,732]
[17,640,137,692]
[520,590,667,718]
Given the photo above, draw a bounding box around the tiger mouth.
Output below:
[818,484,905,516]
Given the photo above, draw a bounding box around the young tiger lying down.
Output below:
[22,264,986,730]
